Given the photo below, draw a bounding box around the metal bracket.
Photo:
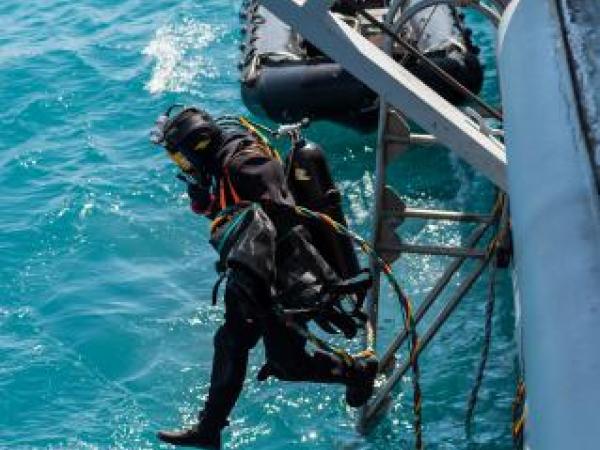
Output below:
[464,106,505,139]
[383,109,411,161]
[376,186,406,264]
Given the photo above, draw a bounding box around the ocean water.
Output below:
[0,1,516,449]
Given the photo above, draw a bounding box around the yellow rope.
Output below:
[512,380,526,447]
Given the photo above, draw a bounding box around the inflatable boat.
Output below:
[239,0,484,129]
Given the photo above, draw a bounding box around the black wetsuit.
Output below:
[195,128,351,430]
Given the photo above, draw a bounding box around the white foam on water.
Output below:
[339,170,375,227]
[143,18,222,94]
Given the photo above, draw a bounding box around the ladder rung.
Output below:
[378,243,487,258]
[385,133,438,146]
[396,208,494,223]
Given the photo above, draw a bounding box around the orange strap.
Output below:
[225,167,242,204]
[219,179,227,210]
[219,166,242,210]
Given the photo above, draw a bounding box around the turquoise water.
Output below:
[0,2,516,449]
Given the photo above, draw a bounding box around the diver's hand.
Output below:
[187,183,217,217]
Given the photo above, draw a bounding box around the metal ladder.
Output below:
[360,103,508,429]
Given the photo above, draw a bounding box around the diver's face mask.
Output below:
[150,105,220,176]
[150,104,182,146]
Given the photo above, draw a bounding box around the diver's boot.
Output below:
[157,413,225,449]
[345,350,379,408]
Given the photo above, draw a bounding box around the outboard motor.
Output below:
[286,140,360,279]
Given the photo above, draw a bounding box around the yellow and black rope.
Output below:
[512,379,526,448]
[293,205,424,450]
[465,194,510,437]
[238,116,282,162]
[465,243,498,434]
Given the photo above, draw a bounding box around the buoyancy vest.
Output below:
[210,203,370,339]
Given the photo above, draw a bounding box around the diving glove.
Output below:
[187,182,217,217]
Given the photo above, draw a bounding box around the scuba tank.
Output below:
[285,140,360,279]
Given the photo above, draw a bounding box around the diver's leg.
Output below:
[201,296,261,426]
[261,320,343,382]
[260,318,378,407]
[157,276,261,448]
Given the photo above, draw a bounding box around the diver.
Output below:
[150,106,378,449]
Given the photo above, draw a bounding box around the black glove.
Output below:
[187,182,210,202]
[187,182,217,217]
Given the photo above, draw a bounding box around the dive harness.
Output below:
[209,202,371,340]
